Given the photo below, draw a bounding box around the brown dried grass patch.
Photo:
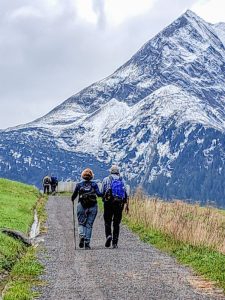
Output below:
[129,190,225,254]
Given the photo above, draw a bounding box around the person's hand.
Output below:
[125,204,129,214]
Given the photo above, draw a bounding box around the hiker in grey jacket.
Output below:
[102,165,129,248]
[43,175,51,194]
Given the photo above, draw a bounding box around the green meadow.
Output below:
[0,178,44,300]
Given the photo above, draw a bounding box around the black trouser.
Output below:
[104,201,124,244]
[51,184,57,193]
[43,184,50,194]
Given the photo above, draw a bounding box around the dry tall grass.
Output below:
[128,190,225,254]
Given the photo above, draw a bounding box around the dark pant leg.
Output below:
[77,202,87,238]
[51,185,56,193]
[44,185,47,194]
[112,202,124,244]
[85,205,98,242]
[104,202,113,238]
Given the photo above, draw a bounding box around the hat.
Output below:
[81,168,94,180]
[110,165,120,175]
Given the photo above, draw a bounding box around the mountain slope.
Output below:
[1,10,225,206]
[214,22,225,46]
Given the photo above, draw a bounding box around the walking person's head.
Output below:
[81,168,94,181]
[110,165,120,175]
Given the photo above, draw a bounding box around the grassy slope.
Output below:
[0,179,39,272]
[0,178,44,299]
[123,218,225,292]
[97,199,225,292]
[0,178,39,232]
[123,194,225,293]
[3,247,43,300]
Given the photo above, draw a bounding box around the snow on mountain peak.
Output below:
[5,9,225,139]
[183,9,206,23]
[49,84,225,161]
[6,9,225,140]
[1,10,225,206]
[213,22,225,47]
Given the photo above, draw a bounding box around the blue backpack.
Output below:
[110,176,126,201]
[51,176,58,185]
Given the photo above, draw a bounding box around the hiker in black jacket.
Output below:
[50,175,58,195]
[71,168,102,250]
[102,165,129,248]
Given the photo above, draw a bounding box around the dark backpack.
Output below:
[108,176,126,201]
[79,181,97,208]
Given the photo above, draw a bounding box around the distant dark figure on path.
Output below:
[102,165,129,248]
[71,168,102,250]
[43,175,51,194]
[50,175,58,195]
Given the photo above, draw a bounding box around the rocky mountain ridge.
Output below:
[1,10,225,206]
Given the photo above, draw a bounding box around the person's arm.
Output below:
[71,183,79,202]
[93,182,103,198]
[101,178,106,195]
[122,179,129,213]
[124,195,129,214]
[101,178,108,201]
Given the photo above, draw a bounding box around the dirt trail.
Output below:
[37,196,224,300]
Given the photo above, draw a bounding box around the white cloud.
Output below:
[105,0,156,26]
[191,0,225,23]
[9,6,43,20]
[75,0,98,24]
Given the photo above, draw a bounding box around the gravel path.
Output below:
[37,196,224,300]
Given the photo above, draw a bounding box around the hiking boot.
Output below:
[79,236,85,248]
[105,235,112,248]
[112,243,118,249]
[85,242,91,250]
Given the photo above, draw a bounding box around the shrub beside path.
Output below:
[37,196,224,300]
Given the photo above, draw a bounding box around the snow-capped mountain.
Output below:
[1,10,225,206]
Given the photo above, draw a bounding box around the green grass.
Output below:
[3,248,43,300]
[123,217,225,292]
[0,179,39,233]
[36,195,48,233]
[0,178,45,299]
[93,199,225,292]
[97,197,104,210]
[0,179,39,273]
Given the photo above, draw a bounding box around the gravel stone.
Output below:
[37,196,224,300]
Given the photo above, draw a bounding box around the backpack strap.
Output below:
[109,175,122,182]
[104,176,113,201]
[109,175,113,184]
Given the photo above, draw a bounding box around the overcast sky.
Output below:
[0,0,225,129]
